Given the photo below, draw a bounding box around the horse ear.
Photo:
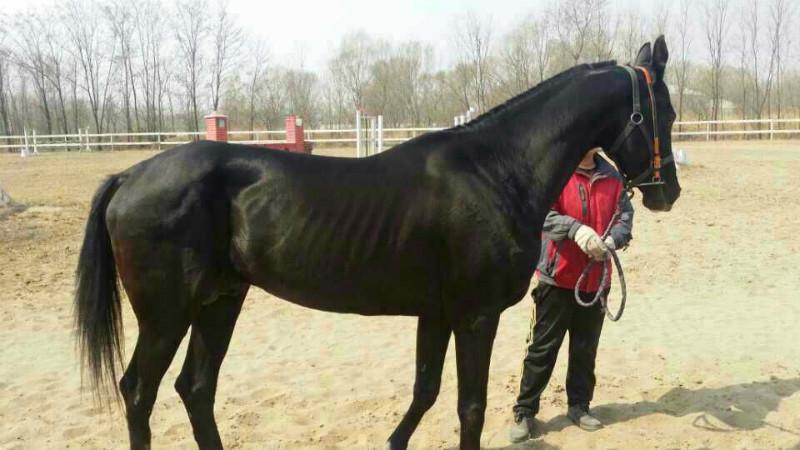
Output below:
[634,42,652,66]
[652,35,669,79]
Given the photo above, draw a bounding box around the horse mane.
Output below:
[457,60,617,130]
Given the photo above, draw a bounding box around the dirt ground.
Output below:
[1,141,799,450]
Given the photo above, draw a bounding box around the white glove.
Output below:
[573,225,608,261]
[604,236,616,251]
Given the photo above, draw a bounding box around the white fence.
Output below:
[2,119,799,153]
[672,118,800,139]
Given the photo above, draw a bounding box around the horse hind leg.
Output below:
[174,284,249,450]
[386,314,451,450]
[116,238,222,449]
[118,295,191,450]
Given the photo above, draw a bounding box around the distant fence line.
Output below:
[2,119,799,152]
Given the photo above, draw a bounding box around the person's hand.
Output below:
[604,236,616,251]
[573,225,608,261]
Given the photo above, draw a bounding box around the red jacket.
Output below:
[535,157,634,292]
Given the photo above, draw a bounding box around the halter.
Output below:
[604,65,673,192]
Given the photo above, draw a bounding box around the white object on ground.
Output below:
[675,148,689,165]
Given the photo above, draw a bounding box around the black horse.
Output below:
[75,37,680,450]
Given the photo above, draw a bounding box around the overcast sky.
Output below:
[0,0,688,70]
[226,0,549,69]
[224,0,666,69]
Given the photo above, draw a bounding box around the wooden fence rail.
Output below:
[2,119,798,152]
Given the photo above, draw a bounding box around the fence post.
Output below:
[356,110,362,158]
[377,115,383,153]
[157,132,162,151]
[110,133,114,151]
[32,130,37,153]
[769,119,774,141]
[64,134,68,152]
[706,123,710,141]
[370,116,377,156]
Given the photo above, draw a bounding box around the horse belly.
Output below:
[250,269,432,316]
[232,241,437,316]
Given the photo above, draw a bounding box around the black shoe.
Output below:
[567,404,602,431]
[508,414,536,443]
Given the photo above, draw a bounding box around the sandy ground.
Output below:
[1,141,800,450]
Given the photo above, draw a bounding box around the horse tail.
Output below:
[74,174,124,400]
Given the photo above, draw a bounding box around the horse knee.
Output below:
[413,383,440,410]
[175,373,196,402]
[119,373,134,404]
[457,401,486,428]
[119,372,149,415]
[175,374,212,408]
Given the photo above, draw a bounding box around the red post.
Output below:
[204,112,228,142]
[285,115,305,152]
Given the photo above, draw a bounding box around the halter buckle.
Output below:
[635,180,666,187]
[630,112,644,125]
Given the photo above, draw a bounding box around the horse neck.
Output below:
[469,66,629,225]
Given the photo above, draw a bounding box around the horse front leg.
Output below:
[386,314,451,450]
[453,313,500,450]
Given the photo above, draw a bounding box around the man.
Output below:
[509,147,634,443]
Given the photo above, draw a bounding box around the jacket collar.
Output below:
[576,155,620,183]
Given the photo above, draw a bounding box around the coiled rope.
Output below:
[573,208,627,322]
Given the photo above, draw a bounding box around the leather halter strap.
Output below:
[605,65,673,191]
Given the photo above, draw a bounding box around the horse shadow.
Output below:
[450,377,800,450]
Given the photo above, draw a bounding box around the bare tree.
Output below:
[0,53,10,135]
[500,15,552,96]
[555,0,596,64]
[587,2,616,61]
[209,0,243,112]
[10,13,54,133]
[653,3,671,37]
[318,74,348,128]
[736,16,750,121]
[262,68,288,128]
[104,0,141,132]
[135,1,169,132]
[174,0,207,131]
[446,62,474,113]
[703,0,730,125]
[674,0,692,127]
[329,31,377,110]
[745,0,778,123]
[453,12,494,113]
[245,38,268,133]
[0,27,12,135]
[284,68,318,126]
[396,41,434,125]
[42,19,72,134]
[366,58,393,117]
[768,0,792,119]
[63,0,118,135]
[619,10,645,63]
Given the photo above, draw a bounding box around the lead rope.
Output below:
[573,208,627,322]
